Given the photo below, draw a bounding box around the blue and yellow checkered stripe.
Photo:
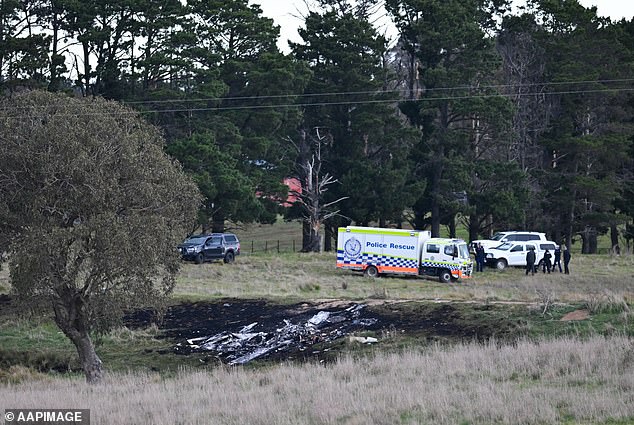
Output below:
[421,260,461,271]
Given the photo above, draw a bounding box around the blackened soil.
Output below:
[124,299,522,363]
[125,299,385,340]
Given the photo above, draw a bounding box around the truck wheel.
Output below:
[223,251,235,264]
[195,253,204,264]
[439,269,452,283]
[364,265,379,278]
[495,259,507,271]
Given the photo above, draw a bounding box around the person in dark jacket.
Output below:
[563,245,571,274]
[525,247,536,276]
[552,246,562,272]
[542,249,552,274]
[475,243,485,272]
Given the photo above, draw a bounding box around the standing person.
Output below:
[542,249,552,274]
[477,243,486,272]
[563,245,571,274]
[474,243,482,272]
[552,245,562,272]
[525,247,536,276]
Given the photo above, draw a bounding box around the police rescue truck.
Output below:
[336,226,473,282]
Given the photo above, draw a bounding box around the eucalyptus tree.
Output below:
[0,91,200,383]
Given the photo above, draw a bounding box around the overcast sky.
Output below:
[251,0,634,52]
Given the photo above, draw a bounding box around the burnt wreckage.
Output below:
[174,304,378,365]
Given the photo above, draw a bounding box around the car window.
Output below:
[491,233,507,241]
[526,244,536,251]
[540,243,555,250]
[505,235,518,241]
[185,237,207,245]
[444,245,455,256]
[510,244,523,252]
[426,244,440,254]
[526,235,539,240]
[224,235,237,243]
[496,243,512,251]
[206,236,222,245]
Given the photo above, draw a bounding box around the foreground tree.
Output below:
[0,91,200,383]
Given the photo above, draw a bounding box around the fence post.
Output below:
[265,240,268,253]
[251,240,254,253]
[277,240,280,253]
[293,240,295,252]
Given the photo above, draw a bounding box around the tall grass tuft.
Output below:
[1,336,632,424]
[584,290,631,314]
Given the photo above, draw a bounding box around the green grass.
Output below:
[0,219,633,382]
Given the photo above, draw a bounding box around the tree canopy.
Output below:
[0,91,201,382]
[1,0,634,252]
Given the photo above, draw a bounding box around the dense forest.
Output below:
[1,0,633,254]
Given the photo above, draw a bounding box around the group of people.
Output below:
[525,245,571,276]
[473,242,571,275]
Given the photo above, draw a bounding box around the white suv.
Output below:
[485,240,558,270]
[470,231,547,253]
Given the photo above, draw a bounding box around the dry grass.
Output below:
[174,252,634,305]
[1,336,632,424]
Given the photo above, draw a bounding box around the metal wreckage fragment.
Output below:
[174,304,378,365]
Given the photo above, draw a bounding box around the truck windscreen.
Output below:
[458,244,470,259]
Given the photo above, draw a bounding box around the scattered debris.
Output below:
[348,336,378,344]
[174,304,378,365]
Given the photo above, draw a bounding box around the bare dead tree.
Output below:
[286,128,348,252]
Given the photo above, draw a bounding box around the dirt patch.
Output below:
[560,309,590,321]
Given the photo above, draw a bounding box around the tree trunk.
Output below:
[580,226,598,254]
[588,228,598,254]
[468,213,479,243]
[610,223,620,254]
[431,192,440,237]
[304,218,321,252]
[53,296,103,384]
[324,225,333,252]
[211,217,225,233]
[565,161,578,255]
[72,332,103,384]
[48,11,60,92]
[448,217,456,239]
[302,220,311,251]
[82,41,91,96]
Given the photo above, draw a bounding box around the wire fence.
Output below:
[241,240,304,254]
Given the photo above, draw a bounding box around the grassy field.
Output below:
[174,250,634,305]
[0,221,633,424]
[0,336,632,424]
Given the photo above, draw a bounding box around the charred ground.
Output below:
[124,299,527,364]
